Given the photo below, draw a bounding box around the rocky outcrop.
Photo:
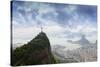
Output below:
[11,32,56,66]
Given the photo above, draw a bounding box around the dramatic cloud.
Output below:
[11,1,97,49]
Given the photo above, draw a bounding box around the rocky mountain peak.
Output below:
[11,32,56,66]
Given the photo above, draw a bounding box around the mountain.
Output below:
[52,43,97,63]
[52,45,66,51]
[67,35,91,47]
[11,31,56,66]
[52,35,97,63]
[52,45,79,63]
[51,35,97,62]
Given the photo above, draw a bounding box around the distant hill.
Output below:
[52,36,97,62]
[67,35,91,47]
[11,32,57,66]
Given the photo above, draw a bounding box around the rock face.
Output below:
[11,32,56,66]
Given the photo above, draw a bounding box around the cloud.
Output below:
[76,5,97,22]
[12,1,97,49]
[63,5,77,15]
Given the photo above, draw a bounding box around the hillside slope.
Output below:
[11,32,56,66]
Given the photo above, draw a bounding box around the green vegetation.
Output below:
[11,32,57,66]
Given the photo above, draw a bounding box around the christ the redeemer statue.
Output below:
[41,26,43,32]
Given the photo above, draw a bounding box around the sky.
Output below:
[11,1,97,50]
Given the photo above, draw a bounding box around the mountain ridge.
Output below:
[11,32,56,66]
